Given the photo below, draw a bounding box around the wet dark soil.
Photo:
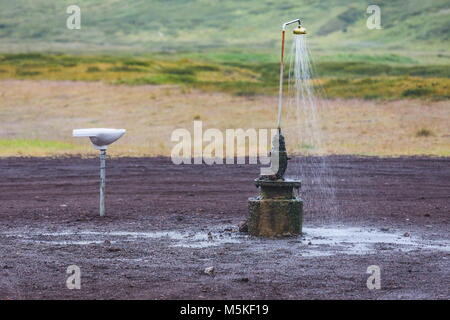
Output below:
[0,156,448,299]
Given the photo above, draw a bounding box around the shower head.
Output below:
[293,25,307,35]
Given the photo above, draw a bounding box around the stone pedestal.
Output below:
[248,179,302,237]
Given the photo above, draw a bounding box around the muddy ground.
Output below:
[0,156,448,299]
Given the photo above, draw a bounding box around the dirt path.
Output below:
[0,156,448,299]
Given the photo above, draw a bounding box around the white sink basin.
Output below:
[73,128,126,149]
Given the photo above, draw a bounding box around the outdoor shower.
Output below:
[248,19,306,237]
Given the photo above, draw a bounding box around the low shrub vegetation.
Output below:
[0,53,448,100]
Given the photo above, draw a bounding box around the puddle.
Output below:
[5,228,242,249]
[2,226,449,256]
[249,226,450,257]
[22,240,106,245]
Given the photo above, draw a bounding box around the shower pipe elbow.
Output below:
[282,19,301,31]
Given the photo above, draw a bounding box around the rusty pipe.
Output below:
[277,19,302,129]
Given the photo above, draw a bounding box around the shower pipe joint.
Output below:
[282,19,301,31]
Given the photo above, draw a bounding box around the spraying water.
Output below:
[284,34,340,222]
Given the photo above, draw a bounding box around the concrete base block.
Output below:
[248,197,303,237]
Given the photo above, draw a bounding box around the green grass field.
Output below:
[0,139,80,156]
[0,52,448,100]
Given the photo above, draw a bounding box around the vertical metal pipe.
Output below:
[277,19,301,129]
[277,29,285,129]
[99,149,106,216]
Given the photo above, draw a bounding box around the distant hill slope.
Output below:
[0,0,449,53]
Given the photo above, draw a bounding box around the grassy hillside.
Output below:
[0,1,448,100]
[0,0,449,57]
